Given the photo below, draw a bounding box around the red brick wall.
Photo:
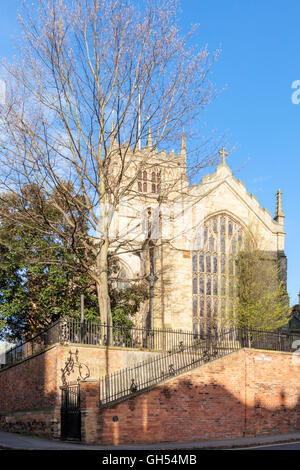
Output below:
[0,345,60,437]
[0,343,162,412]
[244,350,300,435]
[0,342,161,438]
[0,346,59,412]
[82,349,300,445]
[80,381,101,443]
[2,345,300,444]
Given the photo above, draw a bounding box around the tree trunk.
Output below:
[96,239,112,329]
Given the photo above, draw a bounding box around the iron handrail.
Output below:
[99,327,300,407]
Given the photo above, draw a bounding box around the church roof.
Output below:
[189,158,285,235]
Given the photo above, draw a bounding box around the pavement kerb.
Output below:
[1,431,300,450]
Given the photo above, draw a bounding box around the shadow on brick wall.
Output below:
[0,346,59,438]
[94,378,300,445]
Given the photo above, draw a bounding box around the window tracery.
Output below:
[192,214,244,337]
[109,260,131,290]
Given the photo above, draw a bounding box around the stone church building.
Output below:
[110,133,286,337]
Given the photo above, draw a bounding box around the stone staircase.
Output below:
[98,328,299,408]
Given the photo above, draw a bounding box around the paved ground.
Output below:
[239,441,300,450]
[1,430,300,450]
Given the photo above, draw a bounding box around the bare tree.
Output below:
[0,0,220,325]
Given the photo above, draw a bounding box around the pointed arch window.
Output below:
[192,214,244,337]
[143,171,147,193]
[151,170,161,194]
[109,260,131,291]
[137,170,143,192]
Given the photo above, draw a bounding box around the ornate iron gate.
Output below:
[61,384,81,441]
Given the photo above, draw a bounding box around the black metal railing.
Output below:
[99,328,300,407]
[236,328,300,351]
[3,318,300,371]
[59,318,197,351]
[3,318,197,367]
[4,319,61,366]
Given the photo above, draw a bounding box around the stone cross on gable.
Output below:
[219,147,228,165]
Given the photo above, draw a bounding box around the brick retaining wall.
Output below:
[0,345,59,437]
[81,349,300,445]
[2,346,300,444]
[0,342,161,438]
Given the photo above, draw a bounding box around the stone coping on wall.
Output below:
[0,341,165,374]
[0,342,296,375]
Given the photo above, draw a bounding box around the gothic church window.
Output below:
[192,214,244,338]
[137,170,147,193]
[151,170,161,194]
[109,260,131,290]
[143,171,147,193]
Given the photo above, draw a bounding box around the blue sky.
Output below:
[178,0,300,305]
[0,0,299,305]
